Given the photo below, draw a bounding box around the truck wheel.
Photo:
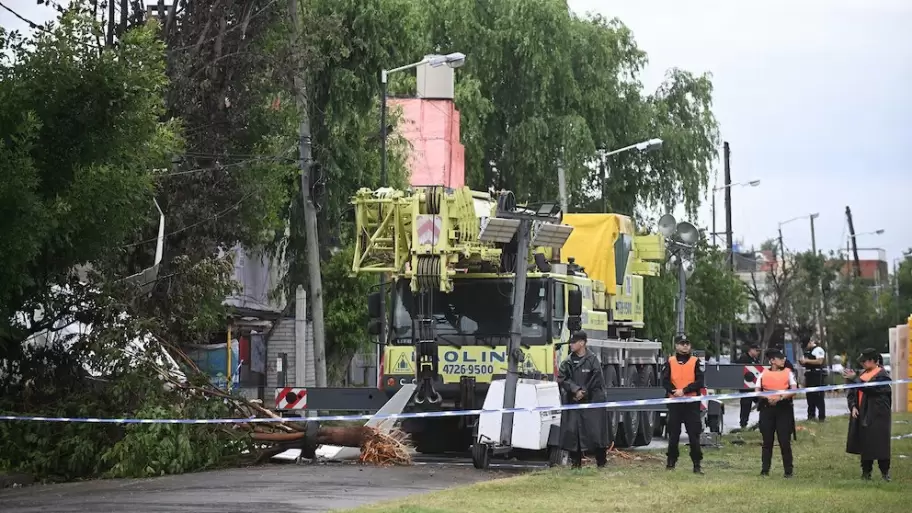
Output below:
[548,445,567,467]
[603,364,619,444]
[653,414,666,439]
[615,366,640,448]
[471,442,490,469]
[706,414,721,434]
[634,366,655,446]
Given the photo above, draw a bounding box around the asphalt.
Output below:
[0,462,519,513]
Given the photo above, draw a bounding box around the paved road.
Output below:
[0,462,520,513]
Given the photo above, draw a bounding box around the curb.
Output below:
[0,473,34,489]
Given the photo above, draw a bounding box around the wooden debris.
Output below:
[358,427,412,466]
[154,343,414,465]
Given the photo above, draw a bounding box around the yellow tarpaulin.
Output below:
[561,213,634,296]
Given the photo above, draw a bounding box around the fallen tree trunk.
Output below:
[251,426,371,447]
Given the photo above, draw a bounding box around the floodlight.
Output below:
[428,52,466,68]
[658,214,677,238]
[676,221,699,244]
[531,222,574,249]
[479,217,520,243]
[536,202,559,217]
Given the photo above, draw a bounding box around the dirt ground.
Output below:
[0,462,518,513]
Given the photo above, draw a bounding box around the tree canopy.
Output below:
[0,0,730,479]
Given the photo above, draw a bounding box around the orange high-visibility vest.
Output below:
[857,368,880,406]
[668,356,698,397]
[760,368,791,400]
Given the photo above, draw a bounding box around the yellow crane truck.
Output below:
[351,185,672,455]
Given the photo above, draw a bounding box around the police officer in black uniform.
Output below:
[736,343,761,429]
[799,334,827,422]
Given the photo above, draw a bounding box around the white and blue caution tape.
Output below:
[1,379,910,425]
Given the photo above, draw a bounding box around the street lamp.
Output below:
[710,179,760,246]
[851,229,885,238]
[599,138,664,212]
[777,212,820,257]
[377,52,466,385]
[777,212,825,368]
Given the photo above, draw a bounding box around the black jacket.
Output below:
[557,349,609,452]
[846,367,892,460]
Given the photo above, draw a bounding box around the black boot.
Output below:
[861,471,872,481]
[882,473,891,482]
[666,459,676,470]
[693,464,704,475]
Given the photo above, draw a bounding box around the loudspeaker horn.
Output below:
[657,214,677,238]
[676,221,699,244]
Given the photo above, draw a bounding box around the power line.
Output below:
[165,0,281,53]
[161,155,295,177]
[121,189,259,249]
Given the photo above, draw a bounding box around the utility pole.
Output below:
[499,220,531,447]
[711,192,717,246]
[106,0,115,46]
[778,226,786,273]
[845,206,861,278]
[809,214,827,361]
[289,0,327,387]
[723,142,735,356]
[557,153,568,215]
[119,0,128,37]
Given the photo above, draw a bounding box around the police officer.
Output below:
[736,343,762,429]
[557,331,609,468]
[661,334,704,474]
[799,334,827,422]
[756,348,797,478]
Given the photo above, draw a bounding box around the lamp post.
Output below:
[472,203,573,468]
[710,180,760,246]
[376,52,466,384]
[656,214,700,338]
[598,138,663,212]
[778,213,823,367]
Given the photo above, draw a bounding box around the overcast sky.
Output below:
[4,1,910,265]
[569,0,911,265]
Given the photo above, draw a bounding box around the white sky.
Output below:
[569,0,912,265]
[5,1,910,264]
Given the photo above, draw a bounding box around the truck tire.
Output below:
[472,442,490,469]
[602,364,620,444]
[413,417,470,454]
[548,445,567,467]
[615,366,640,448]
[634,365,656,446]
[706,413,721,434]
[653,413,666,439]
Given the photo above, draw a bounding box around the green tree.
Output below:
[0,5,252,481]
[643,242,747,355]
[827,276,891,359]
[423,0,720,217]
[0,7,179,353]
